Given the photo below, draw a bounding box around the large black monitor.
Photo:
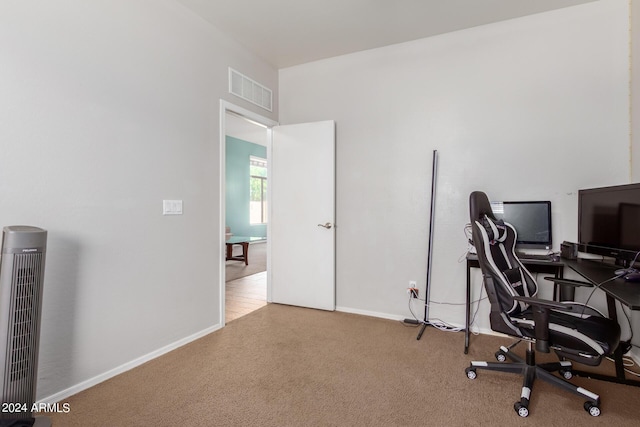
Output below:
[490,201,553,250]
[578,182,640,265]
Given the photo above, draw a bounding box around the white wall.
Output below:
[0,0,277,401]
[279,1,631,332]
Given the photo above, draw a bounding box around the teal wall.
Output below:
[226,136,267,238]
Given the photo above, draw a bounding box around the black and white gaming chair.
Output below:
[465,191,621,417]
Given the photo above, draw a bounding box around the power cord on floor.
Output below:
[605,355,640,378]
[404,292,487,332]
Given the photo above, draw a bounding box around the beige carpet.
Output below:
[225,241,267,282]
[49,304,640,426]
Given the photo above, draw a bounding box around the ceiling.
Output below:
[206,0,598,144]
[176,0,598,69]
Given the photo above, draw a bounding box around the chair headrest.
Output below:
[469,191,497,223]
[479,215,508,243]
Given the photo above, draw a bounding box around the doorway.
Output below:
[220,101,277,325]
[220,101,337,325]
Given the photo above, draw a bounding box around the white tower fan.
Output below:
[0,226,50,427]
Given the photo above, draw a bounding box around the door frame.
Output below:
[219,100,278,327]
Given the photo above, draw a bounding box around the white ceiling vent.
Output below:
[229,68,273,112]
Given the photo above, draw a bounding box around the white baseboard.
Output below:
[38,322,222,404]
[335,306,483,332]
[335,306,404,321]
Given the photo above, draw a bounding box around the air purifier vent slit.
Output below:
[7,254,41,387]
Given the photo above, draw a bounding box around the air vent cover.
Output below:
[229,68,273,112]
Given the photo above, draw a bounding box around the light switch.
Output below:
[163,200,183,215]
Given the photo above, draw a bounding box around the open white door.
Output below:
[270,120,335,311]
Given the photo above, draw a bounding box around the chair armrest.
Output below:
[513,296,570,311]
[543,277,593,288]
[513,296,572,353]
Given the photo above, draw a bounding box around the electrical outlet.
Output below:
[407,281,419,299]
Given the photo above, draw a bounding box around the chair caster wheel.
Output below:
[559,369,573,380]
[584,401,600,417]
[514,402,529,417]
[465,367,477,379]
[495,351,507,362]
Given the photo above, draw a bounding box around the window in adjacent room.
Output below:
[250,156,267,224]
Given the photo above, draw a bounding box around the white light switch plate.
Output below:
[163,200,183,215]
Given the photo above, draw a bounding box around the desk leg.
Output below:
[572,293,640,386]
[465,260,471,354]
[606,295,626,380]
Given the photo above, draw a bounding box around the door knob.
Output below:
[317,222,333,229]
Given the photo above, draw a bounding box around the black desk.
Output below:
[465,254,564,354]
[562,258,640,386]
[563,258,640,309]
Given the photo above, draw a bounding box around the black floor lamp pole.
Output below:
[417,149,438,340]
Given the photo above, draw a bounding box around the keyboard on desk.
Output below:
[517,253,554,262]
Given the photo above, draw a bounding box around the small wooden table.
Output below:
[225,236,264,265]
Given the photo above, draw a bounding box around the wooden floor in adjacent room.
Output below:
[225,271,267,323]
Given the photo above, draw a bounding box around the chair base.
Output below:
[465,343,601,417]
